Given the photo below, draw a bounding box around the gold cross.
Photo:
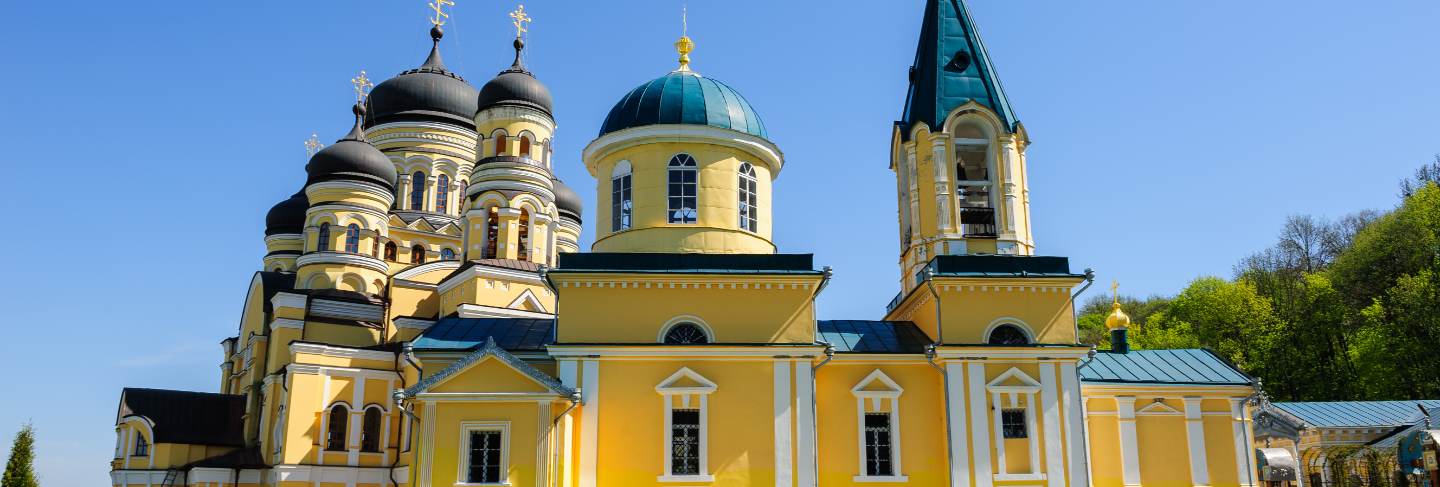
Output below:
[1111,280,1120,303]
[304,132,323,157]
[429,0,455,27]
[350,70,373,102]
[509,4,532,38]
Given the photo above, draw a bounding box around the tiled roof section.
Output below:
[117,388,246,446]
[555,253,817,274]
[1271,401,1440,428]
[440,259,543,282]
[1078,349,1253,386]
[818,320,932,353]
[412,317,555,352]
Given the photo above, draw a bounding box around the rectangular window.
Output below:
[668,168,698,224]
[863,413,894,477]
[611,174,632,231]
[670,409,701,475]
[1002,408,1028,439]
[466,429,504,484]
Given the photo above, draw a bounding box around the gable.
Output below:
[430,357,551,394]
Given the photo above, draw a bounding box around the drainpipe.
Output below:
[549,391,583,487]
[1070,268,1096,343]
[922,267,958,487]
[802,266,833,485]
[393,342,423,487]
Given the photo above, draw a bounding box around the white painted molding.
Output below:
[655,367,718,395]
[983,317,1036,343]
[456,303,555,320]
[1184,397,1212,487]
[394,317,437,330]
[967,363,994,487]
[271,292,308,311]
[437,262,545,294]
[579,360,600,487]
[291,342,397,362]
[935,348,1091,360]
[392,259,460,280]
[271,318,304,330]
[548,346,827,359]
[1039,363,1065,487]
[774,361,794,487]
[456,421,512,485]
[505,288,548,313]
[296,251,390,274]
[583,123,786,176]
[657,315,716,343]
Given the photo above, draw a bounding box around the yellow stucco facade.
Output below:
[109,2,1265,487]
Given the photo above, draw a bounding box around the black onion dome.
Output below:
[306,104,397,190]
[552,178,583,223]
[476,38,553,116]
[265,191,308,236]
[366,26,479,128]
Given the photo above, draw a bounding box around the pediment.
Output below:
[852,369,903,397]
[655,367,717,395]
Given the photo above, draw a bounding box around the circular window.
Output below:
[987,324,1030,345]
[663,323,709,345]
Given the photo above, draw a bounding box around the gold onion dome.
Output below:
[1105,301,1131,330]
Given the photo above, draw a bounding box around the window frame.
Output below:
[851,369,907,482]
[611,161,633,232]
[737,162,758,232]
[344,224,361,254]
[325,403,349,451]
[360,406,384,453]
[656,367,716,483]
[409,171,427,210]
[440,248,456,261]
[411,245,426,265]
[436,174,450,214]
[132,432,149,457]
[456,421,510,486]
[667,154,699,224]
[316,223,331,252]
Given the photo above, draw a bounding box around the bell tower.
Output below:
[892,0,1035,293]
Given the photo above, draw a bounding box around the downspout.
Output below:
[806,266,834,484]
[394,343,423,487]
[1066,268,1097,483]
[922,266,958,487]
[386,344,412,487]
[1070,268,1096,342]
[549,391,583,487]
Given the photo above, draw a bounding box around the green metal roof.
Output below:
[1270,401,1440,428]
[599,71,766,138]
[899,0,1017,139]
[1079,349,1253,385]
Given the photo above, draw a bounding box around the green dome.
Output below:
[599,71,767,138]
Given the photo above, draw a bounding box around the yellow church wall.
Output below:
[553,275,820,344]
[430,357,550,394]
[300,321,381,349]
[936,281,1079,344]
[590,141,775,254]
[592,359,777,486]
[238,277,268,342]
[1087,412,1124,487]
[814,362,949,486]
[475,117,553,159]
[295,263,387,296]
[1136,415,1191,487]
[426,401,544,487]
[390,285,439,321]
[438,278,553,317]
[1205,414,1242,487]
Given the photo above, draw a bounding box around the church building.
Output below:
[110,2,1265,486]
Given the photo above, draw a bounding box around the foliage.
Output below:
[1,423,37,487]
[1086,159,1440,402]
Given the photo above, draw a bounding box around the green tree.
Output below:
[1139,277,1281,375]
[1,423,38,487]
[1075,293,1170,348]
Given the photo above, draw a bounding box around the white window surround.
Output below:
[982,318,1035,343]
[987,368,1044,481]
[457,421,511,487]
[656,367,717,483]
[656,315,716,343]
[852,370,908,483]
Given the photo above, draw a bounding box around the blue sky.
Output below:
[0,0,1436,483]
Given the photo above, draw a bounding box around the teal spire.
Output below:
[899,0,1017,138]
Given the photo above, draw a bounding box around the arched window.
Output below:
[611,161,633,232]
[316,223,331,252]
[519,137,531,158]
[517,209,531,261]
[435,174,450,214]
[344,224,361,253]
[737,163,758,232]
[409,172,426,210]
[954,123,995,237]
[667,154,698,224]
[440,248,455,261]
[663,323,709,345]
[361,407,382,453]
[987,324,1030,345]
[383,241,397,261]
[371,233,381,257]
[326,404,348,451]
[133,434,149,457]
[484,207,500,259]
[411,245,426,264]
[494,134,507,156]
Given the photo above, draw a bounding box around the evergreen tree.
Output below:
[1,423,38,487]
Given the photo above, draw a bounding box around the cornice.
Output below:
[296,252,390,274]
[436,263,545,294]
[290,342,397,362]
[583,123,785,177]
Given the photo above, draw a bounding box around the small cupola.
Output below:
[305,103,398,191]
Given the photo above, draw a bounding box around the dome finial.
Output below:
[350,69,373,103]
[1105,280,1131,330]
[675,5,694,72]
[507,4,533,69]
[422,1,453,70]
[342,102,368,142]
[304,132,324,158]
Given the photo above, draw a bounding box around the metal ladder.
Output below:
[159,469,181,487]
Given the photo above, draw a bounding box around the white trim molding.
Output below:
[290,342,397,362]
[657,315,716,343]
[852,369,908,483]
[584,123,786,176]
[987,368,1043,480]
[656,367,717,482]
[457,421,512,486]
[457,303,555,320]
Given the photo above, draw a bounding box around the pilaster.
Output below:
[1183,397,1211,487]
[1116,396,1141,487]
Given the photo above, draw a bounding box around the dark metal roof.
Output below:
[928,254,1080,277]
[412,317,555,352]
[186,447,266,469]
[256,271,296,314]
[599,71,766,138]
[117,388,246,446]
[264,191,308,236]
[476,39,553,116]
[899,0,1017,140]
[305,104,397,190]
[1271,401,1440,428]
[366,26,479,128]
[818,320,932,353]
[554,253,817,274]
[1078,349,1253,385]
[552,178,583,223]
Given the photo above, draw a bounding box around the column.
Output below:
[579,360,600,487]
[1184,397,1212,487]
[496,208,522,260]
[967,362,993,487]
[1060,363,1091,487]
[396,176,411,210]
[774,361,794,487]
[905,146,921,240]
[559,361,578,487]
[1231,399,1255,487]
[945,362,971,487]
[1039,363,1065,487]
[795,362,817,487]
[932,136,952,233]
[1117,397,1141,487]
